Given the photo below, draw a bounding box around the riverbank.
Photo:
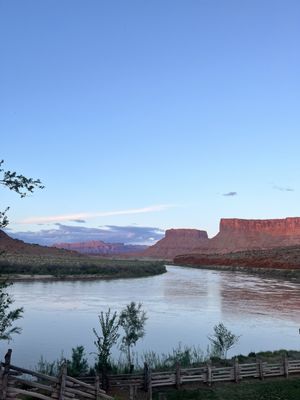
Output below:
[173,263,300,282]
[0,253,166,281]
[174,245,300,282]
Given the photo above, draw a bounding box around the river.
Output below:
[5,265,300,368]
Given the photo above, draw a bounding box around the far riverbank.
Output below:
[0,253,166,280]
[174,245,300,282]
[172,263,300,282]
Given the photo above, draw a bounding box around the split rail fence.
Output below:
[2,350,300,400]
[103,356,300,399]
[0,350,113,400]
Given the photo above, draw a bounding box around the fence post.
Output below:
[257,359,264,380]
[283,354,289,378]
[175,362,181,389]
[206,360,212,387]
[234,357,240,383]
[95,375,100,400]
[129,385,134,400]
[0,349,12,400]
[143,362,149,392]
[134,384,138,399]
[148,368,152,400]
[58,362,67,400]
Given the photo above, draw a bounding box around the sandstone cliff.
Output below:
[194,217,300,254]
[140,218,300,260]
[141,229,209,259]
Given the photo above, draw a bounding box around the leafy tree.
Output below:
[0,160,42,343]
[67,346,89,377]
[93,309,120,387]
[208,322,240,359]
[0,159,44,228]
[0,281,23,342]
[119,302,147,371]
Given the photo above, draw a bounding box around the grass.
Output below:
[155,377,300,399]
[0,253,166,279]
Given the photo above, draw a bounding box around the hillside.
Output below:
[0,230,78,257]
[0,230,166,280]
[52,240,147,255]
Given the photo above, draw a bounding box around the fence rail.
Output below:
[103,355,300,399]
[2,350,300,400]
[0,350,113,400]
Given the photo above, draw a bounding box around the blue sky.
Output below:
[1,0,299,244]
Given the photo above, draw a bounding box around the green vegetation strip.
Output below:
[0,254,166,279]
[156,377,300,400]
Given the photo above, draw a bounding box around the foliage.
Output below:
[36,348,88,378]
[0,255,166,279]
[119,302,147,369]
[67,346,89,376]
[0,159,44,228]
[141,344,207,371]
[208,323,240,359]
[93,309,120,372]
[36,355,63,377]
[0,281,23,341]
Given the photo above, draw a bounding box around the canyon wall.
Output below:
[140,218,300,259]
[141,228,209,259]
[200,217,300,254]
[219,217,300,235]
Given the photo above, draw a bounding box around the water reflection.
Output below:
[220,272,300,320]
[7,266,300,367]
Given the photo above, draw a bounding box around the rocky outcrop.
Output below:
[194,217,300,254]
[140,229,209,259]
[52,240,148,255]
[140,218,300,260]
[219,217,300,235]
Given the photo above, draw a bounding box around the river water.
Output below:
[5,265,300,368]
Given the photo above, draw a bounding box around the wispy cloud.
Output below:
[19,204,174,225]
[222,191,238,197]
[7,224,165,246]
[273,185,294,192]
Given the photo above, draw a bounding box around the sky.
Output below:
[1,0,300,245]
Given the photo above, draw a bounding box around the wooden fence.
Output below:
[2,350,300,400]
[102,356,300,399]
[0,349,113,400]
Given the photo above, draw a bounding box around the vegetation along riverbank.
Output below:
[0,253,166,281]
[173,245,300,282]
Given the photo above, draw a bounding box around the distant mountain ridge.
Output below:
[0,230,78,256]
[4,216,300,261]
[52,240,148,255]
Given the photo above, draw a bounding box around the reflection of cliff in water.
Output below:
[220,272,300,320]
[162,268,223,313]
[163,269,209,297]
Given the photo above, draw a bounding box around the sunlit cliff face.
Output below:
[141,218,300,259]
